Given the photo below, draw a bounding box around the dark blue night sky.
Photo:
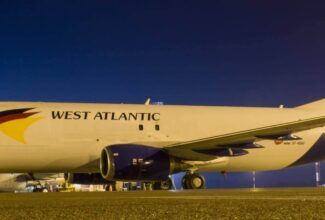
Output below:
[1,1,325,187]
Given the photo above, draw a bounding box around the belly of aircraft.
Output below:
[0,144,100,173]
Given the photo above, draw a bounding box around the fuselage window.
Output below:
[139,124,144,131]
[155,124,160,131]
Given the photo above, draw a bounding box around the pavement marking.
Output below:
[133,196,325,201]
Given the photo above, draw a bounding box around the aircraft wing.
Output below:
[166,116,325,160]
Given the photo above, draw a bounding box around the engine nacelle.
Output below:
[100,144,183,181]
[64,173,113,184]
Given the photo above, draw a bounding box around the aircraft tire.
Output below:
[160,178,172,190]
[182,173,205,189]
[153,178,172,190]
[181,175,189,189]
[187,173,205,189]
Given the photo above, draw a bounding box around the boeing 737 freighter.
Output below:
[0,99,325,189]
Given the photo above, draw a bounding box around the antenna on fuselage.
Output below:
[144,98,151,105]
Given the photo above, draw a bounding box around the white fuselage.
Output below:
[0,102,324,174]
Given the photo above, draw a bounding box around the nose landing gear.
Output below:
[182,173,205,189]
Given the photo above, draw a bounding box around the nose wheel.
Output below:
[182,173,205,189]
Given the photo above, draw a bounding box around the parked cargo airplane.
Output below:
[0,99,325,189]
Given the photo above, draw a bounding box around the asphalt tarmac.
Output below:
[0,188,325,219]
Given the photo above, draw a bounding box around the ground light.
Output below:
[315,162,320,187]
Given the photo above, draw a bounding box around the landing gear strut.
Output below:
[182,173,205,189]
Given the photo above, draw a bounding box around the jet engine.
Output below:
[100,144,184,181]
[64,173,113,184]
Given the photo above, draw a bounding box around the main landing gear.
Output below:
[152,173,205,190]
[182,173,205,189]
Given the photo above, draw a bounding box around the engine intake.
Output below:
[100,144,184,181]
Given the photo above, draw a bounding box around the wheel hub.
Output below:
[192,177,202,188]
